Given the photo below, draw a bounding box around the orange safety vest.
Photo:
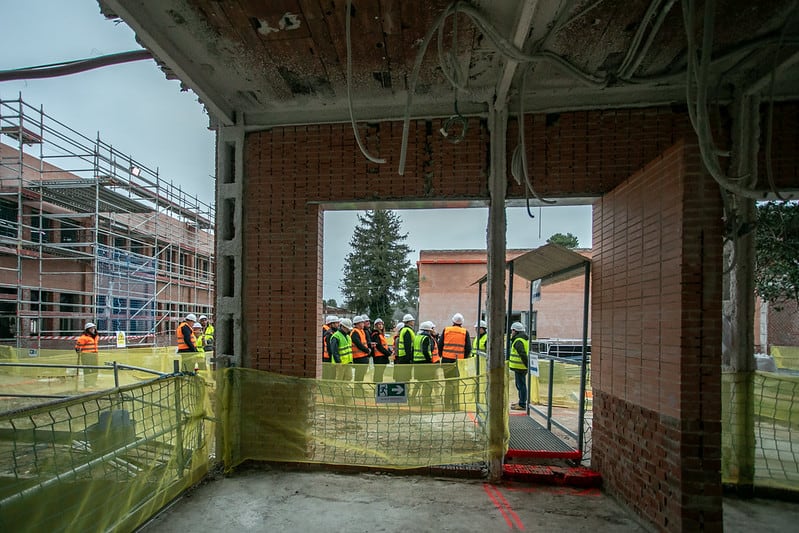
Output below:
[75,333,98,353]
[322,324,331,361]
[431,338,441,364]
[440,325,467,360]
[176,321,196,351]
[374,331,388,354]
[350,328,370,359]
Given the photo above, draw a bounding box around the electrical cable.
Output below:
[622,0,678,78]
[0,50,152,82]
[513,64,556,206]
[400,1,608,175]
[345,0,385,165]
[618,0,664,78]
[681,0,769,200]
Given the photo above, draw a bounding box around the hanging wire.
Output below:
[512,64,556,207]
[440,100,469,143]
[345,0,385,165]
[399,0,608,175]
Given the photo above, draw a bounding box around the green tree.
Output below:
[547,232,579,248]
[394,266,419,319]
[755,201,799,308]
[341,210,412,321]
[325,298,338,308]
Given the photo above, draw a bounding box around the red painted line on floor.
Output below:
[492,484,525,530]
[483,483,524,530]
[483,483,514,529]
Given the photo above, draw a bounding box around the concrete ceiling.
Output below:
[99,0,799,128]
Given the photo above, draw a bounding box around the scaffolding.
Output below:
[0,96,214,350]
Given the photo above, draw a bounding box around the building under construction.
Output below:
[0,97,214,351]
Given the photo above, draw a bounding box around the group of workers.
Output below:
[176,312,215,370]
[321,313,532,410]
[72,312,217,384]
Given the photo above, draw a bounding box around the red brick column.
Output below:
[592,140,723,531]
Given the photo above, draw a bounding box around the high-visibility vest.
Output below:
[373,330,388,354]
[194,333,205,353]
[413,332,439,363]
[200,323,215,347]
[350,328,370,359]
[440,325,467,360]
[322,325,330,360]
[176,321,196,351]
[508,336,529,371]
[397,326,415,361]
[473,332,487,353]
[75,333,98,353]
[331,330,353,364]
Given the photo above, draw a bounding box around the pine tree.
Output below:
[341,210,412,322]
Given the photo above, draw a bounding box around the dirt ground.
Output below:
[139,466,799,532]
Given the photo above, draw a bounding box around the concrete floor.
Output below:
[139,466,799,532]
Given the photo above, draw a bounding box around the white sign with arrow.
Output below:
[376,382,407,404]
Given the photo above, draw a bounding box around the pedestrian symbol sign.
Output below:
[376,383,407,404]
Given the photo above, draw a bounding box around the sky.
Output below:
[1,0,593,304]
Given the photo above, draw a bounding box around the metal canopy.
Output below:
[473,243,590,285]
[510,243,590,285]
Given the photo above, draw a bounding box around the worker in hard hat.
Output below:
[473,320,488,354]
[199,315,214,351]
[192,322,207,371]
[349,315,371,381]
[371,318,392,382]
[508,322,530,411]
[393,314,416,384]
[439,313,472,410]
[391,321,404,362]
[322,315,340,379]
[176,312,199,372]
[75,321,99,387]
[330,318,354,380]
[412,320,439,401]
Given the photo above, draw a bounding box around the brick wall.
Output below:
[592,140,723,531]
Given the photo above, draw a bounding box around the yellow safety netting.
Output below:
[722,371,799,492]
[0,346,213,412]
[220,360,493,470]
[0,375,211,533]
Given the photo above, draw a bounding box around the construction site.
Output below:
[0,97,214,351]
[2,1,799,532]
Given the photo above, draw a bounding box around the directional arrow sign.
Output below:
[376,382,408,404]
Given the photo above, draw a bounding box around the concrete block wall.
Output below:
[591,140,723,531]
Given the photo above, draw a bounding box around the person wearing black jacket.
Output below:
[371,318,392,382]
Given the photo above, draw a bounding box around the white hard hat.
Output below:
[193,322,202,329]
[85,322,96,330]
[374,318,384,324]
[402,314,415,322]
[199,315,208,320]
[452,313,464,325]
[186,313,197,322]
[339,318,353,330]
[325,315,339,324]
[511,322,526,333]
[353,315,364,324]
[395,322,405,331]
[420,321,434,331]
[362,315,370,322]
[475,320,487,328]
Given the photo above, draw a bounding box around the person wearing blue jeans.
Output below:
[508,322,530,410]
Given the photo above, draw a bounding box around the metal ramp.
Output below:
[506,412,581,461]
